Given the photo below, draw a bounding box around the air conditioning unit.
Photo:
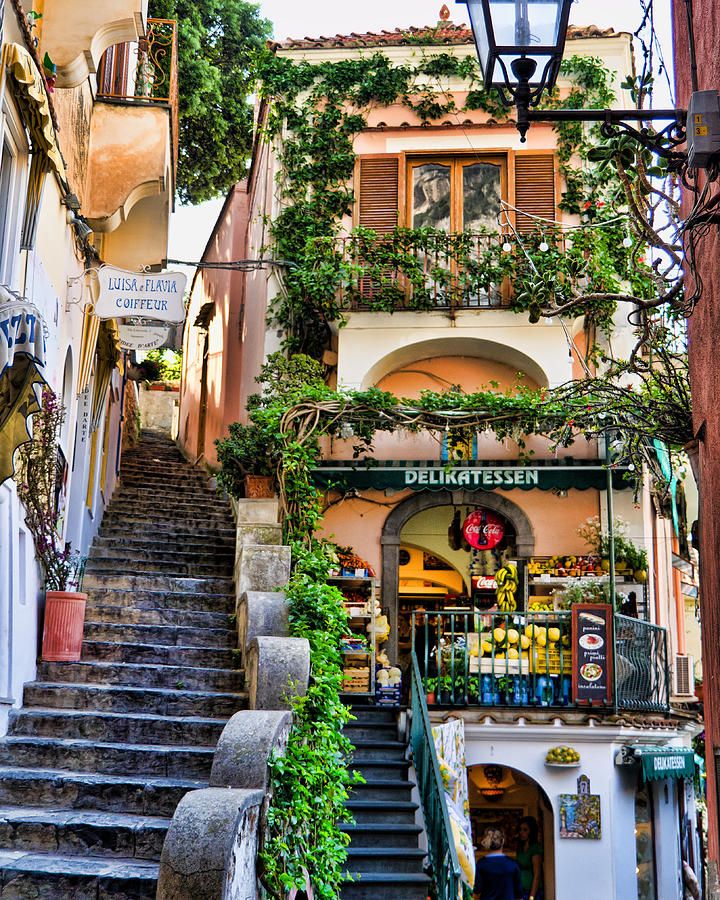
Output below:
[673,654,696,698]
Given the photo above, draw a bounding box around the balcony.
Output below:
[414,609,670,715]
[85,20,178,269]
[333,229,513,315]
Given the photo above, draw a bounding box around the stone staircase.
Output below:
[0,431,246,898]
[343,705,431,900]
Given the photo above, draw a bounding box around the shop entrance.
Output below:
[381,489,535,660]
[468,763,555,900]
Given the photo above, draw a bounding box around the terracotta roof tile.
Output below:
[271,22,622,52]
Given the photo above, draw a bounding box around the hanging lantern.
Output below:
[462,508,505,550]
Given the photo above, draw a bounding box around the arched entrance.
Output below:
[382,490,535,659]
[468,763,555,899]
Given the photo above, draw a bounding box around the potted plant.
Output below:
[215,421,277,499]
[424,676,438,705]
[14,389,87,661]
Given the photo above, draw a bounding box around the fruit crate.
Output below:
[343,667,371,693]
[530,649,572,675]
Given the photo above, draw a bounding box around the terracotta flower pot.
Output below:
[42,591,87,662]
[426,692,436,705]
[244,475,275,498]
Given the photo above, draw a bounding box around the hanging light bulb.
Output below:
[539,241,549,252]
[623,234,633,248]
[502,241,512,253]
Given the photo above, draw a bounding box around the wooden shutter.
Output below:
[357,156,400,233]
[513,154,556,234]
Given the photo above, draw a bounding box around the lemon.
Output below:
[520,635,531,650]
[536,633,547,647]
[507,648,519,659]
[548,627,561,642]
[524,624,536,638]
[493,627,507,644]
[481,641,493,655]
[506,628,520,644]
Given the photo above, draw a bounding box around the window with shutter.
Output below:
[357,156,400,233]
[513,154,556,233]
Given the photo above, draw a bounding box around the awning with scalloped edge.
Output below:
[0,354,46,486]
[3,43,64,176]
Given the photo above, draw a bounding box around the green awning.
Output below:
[631,746,695,781]
[312,459,631,493]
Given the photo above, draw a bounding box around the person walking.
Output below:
[474,828,523,900]
[516,816,544,900]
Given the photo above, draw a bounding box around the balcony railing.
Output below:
[333,230,514,313]
[412,609,670,715]
[96,18,179,171]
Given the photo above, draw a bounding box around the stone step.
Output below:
[85,558,233,578]
[23,682,245,718]
[346,779,415,803]
[80,640,236,670]
[340,824,423,850]
[99,524,236,542]
[345,848,426,874]
[0,737,215,779]
[349,760,411,782]
[84,621,235,648]
[84,589,234,614]
[37,661,243,693]
[349,706,401,724]
[111,490,230,510]
[0,806,170,861]
[93,534,236,553]
[350,741,407,763]
[344,722,399,742]
[341,872,432,900]
[84,606,232,630]
[345,801,419,825]
[0,851,158,899]
[0,768,204,818]
[8,709,227,748]
[102,510,231,528]
[82,573,234,594]
[89,546,235,565]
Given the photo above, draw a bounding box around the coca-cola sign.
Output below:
[462,509,505,550]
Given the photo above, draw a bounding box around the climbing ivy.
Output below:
[255,48,654,356]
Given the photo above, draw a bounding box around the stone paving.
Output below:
[0,431,246,898]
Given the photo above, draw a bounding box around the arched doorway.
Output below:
[382,490,534,659]
[468,763,555,899]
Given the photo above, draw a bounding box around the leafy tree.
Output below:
[149,0,271,204]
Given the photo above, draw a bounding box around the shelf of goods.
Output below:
[468,623,572,676]
[331,575,380,695]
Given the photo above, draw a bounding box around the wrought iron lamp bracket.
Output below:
[598,113,688,167]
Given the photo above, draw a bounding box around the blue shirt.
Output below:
[474,853,523,900]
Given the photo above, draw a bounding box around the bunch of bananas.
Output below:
[495,564,519,612]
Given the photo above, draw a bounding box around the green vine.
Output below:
[256,49,652,356]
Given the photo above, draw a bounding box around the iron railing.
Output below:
[96,19,179,172]
[334,230,513,313]
[412,609,670,714]
[614,613,670,712]
[409,652,464,900]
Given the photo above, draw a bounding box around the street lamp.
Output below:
[456,0,688,162]
[457,0,572,140]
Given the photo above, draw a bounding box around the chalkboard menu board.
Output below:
[571,603,613,705]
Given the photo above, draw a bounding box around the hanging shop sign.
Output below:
[0,301,45,377]
[312,460,631,493]
[462,509,505,550]
[571,603,613,705]
[94,266,187,323]
[615,745,695,781]
[118,324,172,351]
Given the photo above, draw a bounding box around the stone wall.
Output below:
[138,386,179,434]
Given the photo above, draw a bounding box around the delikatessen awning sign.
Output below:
[617,745,695,781]
[311,460,631,493]
[95,266,187,323]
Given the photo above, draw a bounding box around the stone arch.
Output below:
[362,336,550,390]
[381,490,535,658]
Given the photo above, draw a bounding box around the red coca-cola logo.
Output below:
[462,509,505,550]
